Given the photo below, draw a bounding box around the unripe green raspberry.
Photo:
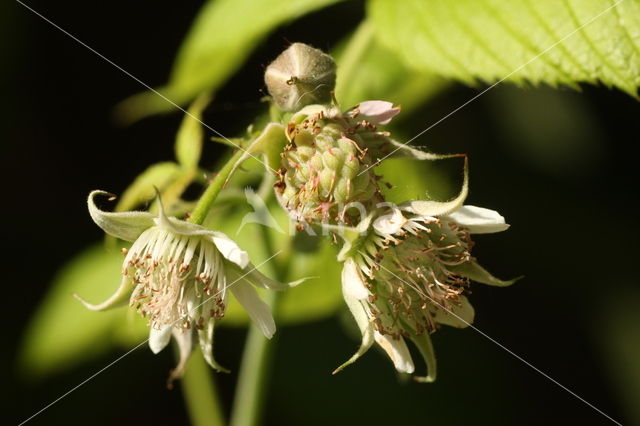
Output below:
[275,104,400,226]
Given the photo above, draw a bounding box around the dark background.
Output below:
[4,1,639,425]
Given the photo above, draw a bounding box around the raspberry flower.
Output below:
[334,200,516,381]
[76,191,286,381]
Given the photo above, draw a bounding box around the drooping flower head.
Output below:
[77,191,286,381]
[275,101,402,227]
[335,198,517,381]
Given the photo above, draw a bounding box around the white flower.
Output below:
[76,191,288,381]
[334,203,516,381]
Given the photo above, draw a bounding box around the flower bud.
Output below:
[264,43,337,112]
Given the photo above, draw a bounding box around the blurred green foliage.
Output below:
[14,0,640,424]
[333,20,446,112]
[115,0,343,123]
[19,245,145,377]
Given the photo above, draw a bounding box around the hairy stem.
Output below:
[189,149,245,225]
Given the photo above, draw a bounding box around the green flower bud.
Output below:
[264,43,337,112]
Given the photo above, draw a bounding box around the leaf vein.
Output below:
[610,0,640,61]
[522,0,592,82]
[480,0,574,84]
[411,0,475,81]
[562,0,629,87]
[447,0,513,78]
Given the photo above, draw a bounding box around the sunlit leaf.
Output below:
[116,0,343,122]
[368,0,640,96]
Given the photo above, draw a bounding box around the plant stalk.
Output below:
[229,182,285,426]
[181,350,226,426]
[189,149,245,225]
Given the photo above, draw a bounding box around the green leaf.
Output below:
[175,93,212,170]
[334,19,447,112]
[368,0,640,96]
[18,246,136,377]
[115,0,343,123]
[115,162,182,212]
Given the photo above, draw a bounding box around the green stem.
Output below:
[181,350,226,426]
[229,290,280,426]
[229,186,285,426]
[189,149,245,225]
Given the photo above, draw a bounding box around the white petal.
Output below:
[211,232,249,268]
[148,325,173,354]
[373,207,407,236]
[374,331,415,374]
[88,190,155,242]
[341,258,370,300]
[230,282,275,338]
[434,296,475,328]
[444,205,509,234]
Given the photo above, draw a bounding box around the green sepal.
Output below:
[450,260,522,287]
[399,156,468,217]
[332,291,375,375]
[387,139,466,162]
[410,332,437,383]
[198,318,230,373]
[74,276,134,311]
[88,190,155,242]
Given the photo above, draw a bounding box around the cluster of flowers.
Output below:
[78,43,514,383]
[273,98,513,380]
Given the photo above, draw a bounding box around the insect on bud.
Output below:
[265,43,337,112]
